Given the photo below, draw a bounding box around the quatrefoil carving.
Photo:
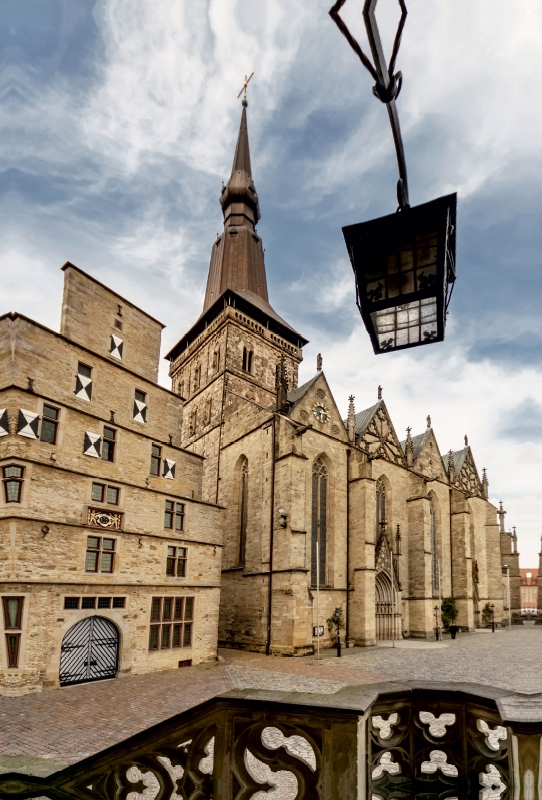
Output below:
[372,713,399,739]
[419,711,456,737]
[477,720,507,752]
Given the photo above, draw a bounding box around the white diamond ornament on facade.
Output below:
[133,399,147,424]
[83,432,102,458]
[163,459,176,479]
[0,409,8,436]
[110,334,123,360]
[75,374,92,401]
[17,409,40,439]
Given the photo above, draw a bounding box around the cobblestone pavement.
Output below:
[321,626,542,694]
[0,626,537,775]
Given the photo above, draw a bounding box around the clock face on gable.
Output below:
[313,404,330,423]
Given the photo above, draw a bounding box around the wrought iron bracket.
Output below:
[329,0,410,210]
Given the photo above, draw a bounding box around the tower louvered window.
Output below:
[311,458,327,587]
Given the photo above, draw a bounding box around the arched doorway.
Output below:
[375,571,394,640]
[59,616,119,687]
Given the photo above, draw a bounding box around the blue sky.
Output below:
[2,0,541,562]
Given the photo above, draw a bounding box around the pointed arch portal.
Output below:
[59,616,119,687]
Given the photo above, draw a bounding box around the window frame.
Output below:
[102,426,117,462]
[2,596,24,669]
[85,535,117,574]
[91,482,120,505]
[148,596,194,651]
[2,464,24,503]
[164,500,185,531]
[150,444,162,476]
[40,404,60,445]
[166,546,188,577]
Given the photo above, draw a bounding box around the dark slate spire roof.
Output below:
[287,374,320,405]
[350,401,382,436]
[442,447,469,475]
[400,429,432,462]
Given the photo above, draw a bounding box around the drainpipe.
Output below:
[266,414,277,655]
[449,488,454,598]
[346,448,351,644]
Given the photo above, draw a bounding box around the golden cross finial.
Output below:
[237,72,254,106]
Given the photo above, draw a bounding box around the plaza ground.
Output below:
[1,624,539,775]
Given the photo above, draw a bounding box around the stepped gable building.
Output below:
[167,103,508,654]
[0,265,222,695]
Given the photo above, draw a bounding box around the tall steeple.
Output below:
[202,105,270,314]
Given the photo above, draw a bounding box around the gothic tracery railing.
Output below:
[1,684,537,800]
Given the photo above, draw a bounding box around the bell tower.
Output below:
[166,99,307,502]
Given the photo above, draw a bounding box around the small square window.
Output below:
[64,597,80,610]
[91,483,105,502]
[81,597,96,609]
[135,390,146,403]
[106,486,119,505]
[97,597,111,609]
[112,597,125,609]
[114,319,123,330]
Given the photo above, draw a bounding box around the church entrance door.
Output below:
[59,616,119,687]
[375,571,400,640]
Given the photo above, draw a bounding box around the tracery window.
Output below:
[311,458,328,587]
[242,347,253,373]
[430,498,439,594]
[376,477,387,542]
[239,460,248,565]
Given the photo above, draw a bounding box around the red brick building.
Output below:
[520,568,538,617]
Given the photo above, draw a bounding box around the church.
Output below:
[165,102,508,652]
[0,103,514,695]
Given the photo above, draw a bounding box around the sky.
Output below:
[1,0,541,563]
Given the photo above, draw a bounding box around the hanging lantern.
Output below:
[342,193,457,354]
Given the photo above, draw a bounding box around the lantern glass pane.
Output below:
[371,298,437,351]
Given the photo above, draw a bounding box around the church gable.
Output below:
[287,372,349,441]
[411,429,448,480]
[356,400,406,466]
[453,447,484,498]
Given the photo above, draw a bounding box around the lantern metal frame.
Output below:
[342,193,457,354]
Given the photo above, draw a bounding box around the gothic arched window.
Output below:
[239,460,248,566]
[430,498,439,594]
[311,458,328,587]
[376,478,386,542]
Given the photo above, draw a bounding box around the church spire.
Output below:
[202,103,270,314]
[219,105,261,229]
